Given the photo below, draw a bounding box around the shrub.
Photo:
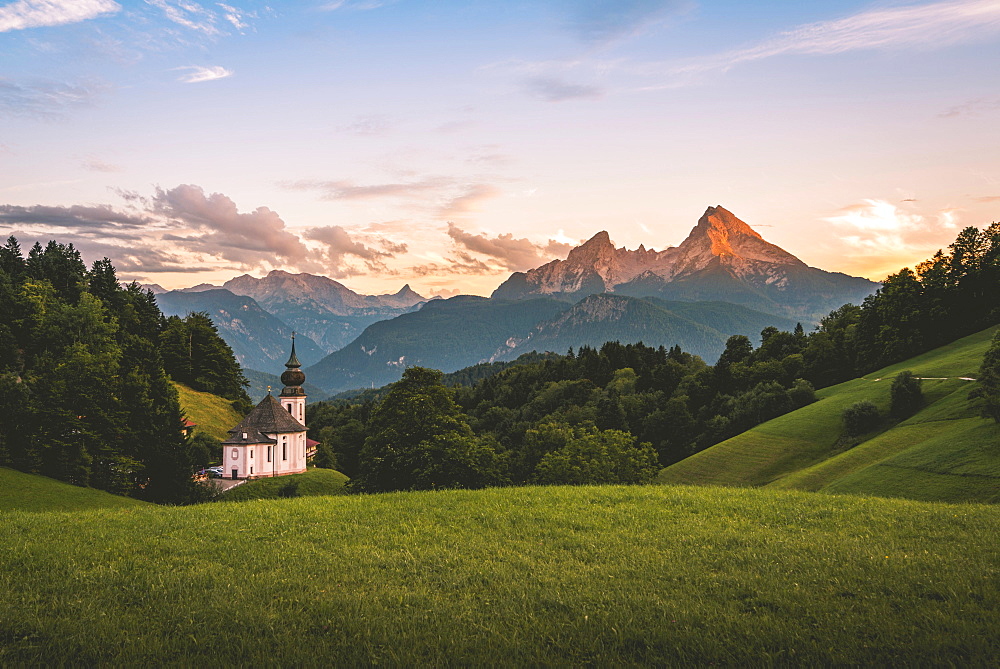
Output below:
[842,401,880,437]
[890,370,923,419]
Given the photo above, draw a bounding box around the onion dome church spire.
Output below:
[280,332,306,397]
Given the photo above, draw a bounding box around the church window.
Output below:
[282,437,287,460]
[250,450,254,459]
[287,404,292,414]
[267,446,272,462]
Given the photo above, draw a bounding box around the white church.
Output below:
[221,337,311,480]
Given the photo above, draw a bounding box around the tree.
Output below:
[530,422,659,485]
[889,370,923,419]
[353,367,506,492]
[842,401,880,437]
[970,330,1000,423]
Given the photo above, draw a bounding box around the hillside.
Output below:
[0,468,148,512]
[174,382,243,442]
[220,468,349,501]
[1,485,997,665]
[657,326,1000,502]
[305,296,569,393]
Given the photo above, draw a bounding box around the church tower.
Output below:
[279,333,307,428]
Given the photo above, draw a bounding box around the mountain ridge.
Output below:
[493,206,877,320]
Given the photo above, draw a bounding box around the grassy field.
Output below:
[0,468,148,512]
[657,326,1000,503]
[174,382,243,443]
[1,484,997,665]
[220,467,349,501]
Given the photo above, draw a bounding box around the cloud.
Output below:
[440,184,502,218]
[303,224,405,277]
[338,114,391,136]
[284,177,454,201]
[563,0,691,43]
[152,184,312,267]
[823,198,967,278]
[0,0,119,32]
[0,78,108,119]
[218,2,252,31]
[523,77,604,102]
[81,158,121,172]
[974,195,1000,202]
[938,96,1000,118]
[446,224,573,272]
[146,0,219,35]
[174,65,233,83]
[668,0,1000,81]
[320,1,395,11]
[0,203,151,230]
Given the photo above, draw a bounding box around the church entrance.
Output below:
[232,468,238,480]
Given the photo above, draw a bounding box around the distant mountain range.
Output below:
[156,205,878,393]
[493,206,878,321]
[155,289,327,372]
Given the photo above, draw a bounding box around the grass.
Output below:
[173,382,243,443]
[0,468,147,513]
[657,326,1000,503]
[2,484,998,665]
[220,467,349,501]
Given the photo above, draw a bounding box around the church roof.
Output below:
[222,426,276,446]
[229,394,306,435]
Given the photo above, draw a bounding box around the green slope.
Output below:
[1,485,997,665]
[174,382,243,442]
[657,326,1000,502]
[220,467,349,501]
[0,468,147,512]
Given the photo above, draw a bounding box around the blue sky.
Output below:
[1,0,999,296]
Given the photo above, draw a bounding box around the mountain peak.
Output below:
[567,230,614,260]
[698,205,763,243]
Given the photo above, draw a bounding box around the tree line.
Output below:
[0,237,249,503]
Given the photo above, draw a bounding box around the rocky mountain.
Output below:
[304,296,570,393]
[493,294,799,364]
[493,206,878,320]
[156,289,325,373]
[222,270,428,352]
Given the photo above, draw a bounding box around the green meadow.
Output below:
[658,326,1000,503]
[2,484,998,665]
[0,467,148,513]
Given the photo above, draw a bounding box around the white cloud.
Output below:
[146,0,218,35]
[669,0,1000,80]
[174,65,233,83]
[0,0,119,32]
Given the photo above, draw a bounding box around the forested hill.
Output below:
[0,237,249,503]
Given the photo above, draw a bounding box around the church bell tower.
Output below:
[279,333,307,427]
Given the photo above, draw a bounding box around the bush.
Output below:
[890,370,922,419]
[842,401,880,437]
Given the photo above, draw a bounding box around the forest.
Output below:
[0,237,249,503]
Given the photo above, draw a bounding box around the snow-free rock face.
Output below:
[492,206,878,320]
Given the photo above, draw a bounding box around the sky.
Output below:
[1,0,999,298]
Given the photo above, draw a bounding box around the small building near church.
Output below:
[221,337,309,480]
